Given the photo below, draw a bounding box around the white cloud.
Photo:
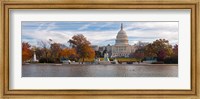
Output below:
[22,22,179,46]
[125,22,178,32]
[95,22,114,30]
[78,24,90,30]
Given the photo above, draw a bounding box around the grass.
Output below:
[78,58,94,62]
[116,58,139,62]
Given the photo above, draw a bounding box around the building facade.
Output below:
[93,23,136,58]
[108,23,135,58]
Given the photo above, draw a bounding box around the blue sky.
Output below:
[22,21,178,46]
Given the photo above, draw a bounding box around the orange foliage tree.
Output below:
[80,44,95,62]
[60,48,77,60]
[68,34,95,64]
[22,42,32,62]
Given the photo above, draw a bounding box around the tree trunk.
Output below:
[46,52,48,63]
[82,58,84,64]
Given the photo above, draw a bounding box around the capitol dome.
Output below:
[115,23,129,45]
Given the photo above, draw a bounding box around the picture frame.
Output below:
[0,0,199,98]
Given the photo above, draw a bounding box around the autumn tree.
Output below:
[144,39,173,61]
[170,44,178,63]
[144,43,157,57]
[173,44,178,58]
[68,34,95,64]
[60,48,77,61]
[130,41,147,61]
[37,41,50,62]
[34,47,43,60]
[83,45,95,59]
[61,48,74,57]
[22,42,32,62]
[130,48,145,61]
[49,43,63,63]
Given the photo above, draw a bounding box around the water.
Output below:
[22,63,178,77]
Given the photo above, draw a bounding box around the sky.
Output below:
[22,21,178,47]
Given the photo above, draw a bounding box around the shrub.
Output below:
[152,61,164,64]
[109,58,114,61]
[39,58,47,63]
[164,57,178,64]
[127,62,133,64]
[39,58,58,63]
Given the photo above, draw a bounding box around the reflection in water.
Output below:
[22,64,178,77]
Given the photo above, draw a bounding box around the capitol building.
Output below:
[92,23,136,58]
